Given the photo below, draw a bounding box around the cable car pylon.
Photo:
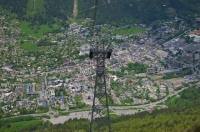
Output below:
[89,40,112,132]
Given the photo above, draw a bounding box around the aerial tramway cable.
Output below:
[123,0,166,35]
[92,0,99,36]
[123,0,154,35]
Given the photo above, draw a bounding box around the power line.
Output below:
[89,1,112,132]
[77,1,107,19]
[123,0,154,35]
[123,0,165,35]
[92,0,99,36]
[140,0,165,19]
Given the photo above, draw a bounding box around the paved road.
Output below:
[46,86,190,124]
[163,29,190,46]
[0,89,4,92]
[109,86,189,110]
[44,72,48,88]
[113,110,138,115]
[0,86,190,124]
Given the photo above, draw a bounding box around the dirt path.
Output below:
[73,0,78,18]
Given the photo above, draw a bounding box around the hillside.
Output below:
[0,0,73,25]
[1,86,200,132]
[1,104,200,132]
[0,0,200,26]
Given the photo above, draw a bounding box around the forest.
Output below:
[165,86,200,108]
[0,0,73,26]
[0,0,200,26]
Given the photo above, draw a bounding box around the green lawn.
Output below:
[20,41,41,51]
[19,21,60,37]
[0,120,41,132]
[113,26,146,35]
[120,98,133,105]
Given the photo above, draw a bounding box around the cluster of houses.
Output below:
[1,14,200,118]
[0,16,20,45]
[68,23,90,37]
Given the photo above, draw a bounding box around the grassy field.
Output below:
[113,26,146,35]
[19,21,60,37]
[19,41,41,51]
[0,120,41,132]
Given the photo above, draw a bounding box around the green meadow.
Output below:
[19,22,60,37]
[113,26,146,35]
[20,41,41,51]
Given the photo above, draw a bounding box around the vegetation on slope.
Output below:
[1,105,200,132]
[0,0,73,25]
[1,0,200,26]
[165,86,200,108]
[1,87,200,131]
[108,106,200,132]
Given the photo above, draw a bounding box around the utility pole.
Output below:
[89,40,112,132]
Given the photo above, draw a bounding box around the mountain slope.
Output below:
[0,0,73,25]
[0,0,200,25]
[0,104,200,132]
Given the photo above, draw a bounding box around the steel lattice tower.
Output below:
[89,41,112,132]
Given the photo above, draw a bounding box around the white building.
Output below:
[79,44,90,55]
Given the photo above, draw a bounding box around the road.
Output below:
[47,86,190,124]
[44,72,48,87]
[0,89,4,92]
[0,85,190,124]
[110,86,189,110]
[163,29,190,46]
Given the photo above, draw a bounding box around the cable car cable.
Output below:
[123,0,154,35]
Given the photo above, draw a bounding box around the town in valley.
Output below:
[1,10,200,124]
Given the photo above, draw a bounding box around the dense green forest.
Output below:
[1,0,200,26]
[0,0,73,25]
[165,86,200,108]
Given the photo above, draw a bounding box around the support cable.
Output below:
[123,0,154,35]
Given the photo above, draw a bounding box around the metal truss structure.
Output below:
[89,41,112,132]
